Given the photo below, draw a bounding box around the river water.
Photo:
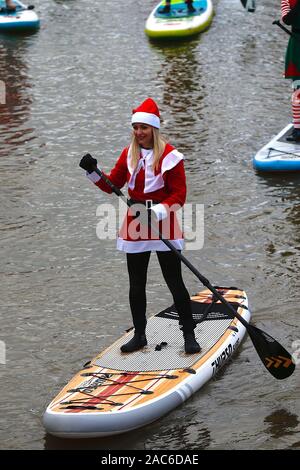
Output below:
[0,0,299,451]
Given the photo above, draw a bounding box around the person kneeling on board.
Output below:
[282,0,300,141]
[1,0,16,11]
[81,98,201,355]
[160,0,196,14]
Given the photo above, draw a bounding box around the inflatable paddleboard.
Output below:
[145,0,213,39]
[43,287,250,438]
[0,0,40,32]
[253,124,300,172]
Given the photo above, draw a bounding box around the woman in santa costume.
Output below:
[82,98,201,354]
[282,0,300,141]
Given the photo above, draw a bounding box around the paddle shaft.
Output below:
[84,163,294,379]
[94,167,250,330]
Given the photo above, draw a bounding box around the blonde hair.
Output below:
[130,127,166,172]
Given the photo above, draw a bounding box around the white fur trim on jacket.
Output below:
[117,238,184,253]
[161,149,184,175]
[127,148,184,194]
[86,171,101,183]
[127,148,165,194]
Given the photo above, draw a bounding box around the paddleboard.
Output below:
[145,0,213,39]
[0,0,40,32]
[43,287,250,438]
[253,124,300,172]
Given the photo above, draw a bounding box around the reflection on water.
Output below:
[256,174,300,282]
[143,420,211,450]
[287,202,300,235]
[0,37,36,158]
[151,38,206,155]
[264,409,299,439]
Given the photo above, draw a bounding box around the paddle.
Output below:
[79,154,295,380]
[240,0,256,13]
[272,20,293,37]
[18,3,35,11]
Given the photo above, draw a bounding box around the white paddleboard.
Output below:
[43,287,250,438]
[0,0,39,32]
[253,124,300,172]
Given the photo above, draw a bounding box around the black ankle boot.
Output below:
[184,331,201,354]
[120,333,147,353]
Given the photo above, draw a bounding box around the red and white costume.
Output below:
[88,142,186,253]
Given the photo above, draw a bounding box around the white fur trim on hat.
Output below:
[131,112,160,129]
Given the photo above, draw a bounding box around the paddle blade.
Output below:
[247,325,295,380]
[240,0,256,12]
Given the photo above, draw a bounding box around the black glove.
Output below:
[79,153,98,174]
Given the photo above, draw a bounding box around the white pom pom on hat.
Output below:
[131,97,160,129]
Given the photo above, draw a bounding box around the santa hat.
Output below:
[131,98,160,129]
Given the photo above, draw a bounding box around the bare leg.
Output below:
[5,1,16,11]
[160,1,171,14]
[186,0,196,13]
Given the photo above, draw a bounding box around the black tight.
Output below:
[126,251,196,334]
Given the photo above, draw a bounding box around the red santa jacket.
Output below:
[87,143,186,252]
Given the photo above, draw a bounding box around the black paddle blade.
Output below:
[247,324,295,380]
[240,0,256,12]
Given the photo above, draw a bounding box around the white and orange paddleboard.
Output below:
[43,287,250,438]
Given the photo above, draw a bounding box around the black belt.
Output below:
[128,199,160,207]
